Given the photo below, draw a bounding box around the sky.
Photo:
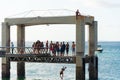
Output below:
[0,0,120,42]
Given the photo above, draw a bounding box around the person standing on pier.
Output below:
[32,42,36,54]
[66,42,69,56]
[61,42,66,56]
[46,40,49,53]
[56,41,60,56]
[60,42,62,56]
[11,42,14,54]
[72,41,76,56]
[50,41,53,54]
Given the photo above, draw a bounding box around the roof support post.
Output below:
[93,21,98,51]
[1,22,10,79]
[76,17,85,80]
[88,21,97,56]
[17,24,25,79]
[88,21,98,80]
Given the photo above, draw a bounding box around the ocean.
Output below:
[0,41,120,80]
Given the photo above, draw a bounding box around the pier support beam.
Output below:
[1,22,10,79]
[93,21,98,51]
[88,21,98,80]
[89,22,95,56]
[89,56,98,80]
[83,56,98,80]
[2,58,10,79]
[76,17,85,80]
[17,24,25,78]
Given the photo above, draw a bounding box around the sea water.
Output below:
[97,42,120,80]
[0,41,120,80]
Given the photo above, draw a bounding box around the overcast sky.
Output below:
[0,0,120,42]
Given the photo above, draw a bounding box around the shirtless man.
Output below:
[60,66,67,80]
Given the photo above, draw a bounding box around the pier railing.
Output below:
[0,47,76,63]
[0,47,50,54]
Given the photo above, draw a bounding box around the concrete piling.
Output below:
[82,56,98,80]
[76,15,85,80]
[89,56,98,80]
[2,58,10,79]
[17,24,25,79]
[82,57,85,80]
[1,22,10,79]
[17,62,25,79]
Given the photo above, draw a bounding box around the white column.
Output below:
[17,24,25,78]
[1,22,10,78]
[2,22,10,47]
[17,24,25,47]
[88,21,98,79]
[76,18,85,80]
[88,21,97,56]
[94,21,98,51]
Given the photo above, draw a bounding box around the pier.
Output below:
[0,10,98,80]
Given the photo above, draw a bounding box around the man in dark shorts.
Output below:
[60,66,67,80]
[61,42,66,56]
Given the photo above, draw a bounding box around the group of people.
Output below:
[32,40,45,54]
[32,40,76,56]
[49,41,69,56]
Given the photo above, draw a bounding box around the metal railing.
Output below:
[0,47,50,54]
[0,47,76,63]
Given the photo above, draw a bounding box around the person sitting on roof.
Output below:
[76,9,81,19]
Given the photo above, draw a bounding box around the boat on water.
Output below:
[96,45,103,52]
